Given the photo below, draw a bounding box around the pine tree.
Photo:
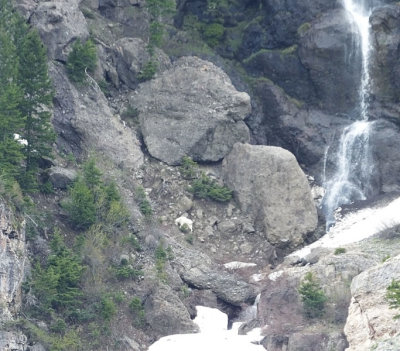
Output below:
[0,29,24,179]
[18,29,55,190]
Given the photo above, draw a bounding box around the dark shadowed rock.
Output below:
[369,119,400,193]
[131,56,251,165]
[299,9,361,113]
[48,166,78,189]
[370,4,400,107]
[222,143,317,248]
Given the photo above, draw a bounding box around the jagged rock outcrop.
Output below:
[344,255,400,350]
[30,0,89,61]
[222,143,317,248]
[131,56,251,165]
[0,200,32,350]
[50,62,144,171]
[0,200,26,322]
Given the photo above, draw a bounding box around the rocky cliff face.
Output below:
[6,0,400,350]
[0,200,29,350]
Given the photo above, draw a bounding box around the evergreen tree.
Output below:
[0,29,24,179]
[298,272,328,318]
[18,29,55,190]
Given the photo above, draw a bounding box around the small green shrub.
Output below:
[136,186,152,217]
[138,60,157,82]
[99,297,116,322]
[66,39,97,84]
[334,247,346,255]
[111,263,142,281]
[121,105,139,119]
[129,297,146,327]
[202,23,225,47]
[298,272,327,319]
[179,156,199,179]
[382,255,391,263]
[190,173,232,202]
[386,279,400,318]
[185,233,194,245]
[64,178,96,230]
[179,223,191,234]
[39,180,54,194]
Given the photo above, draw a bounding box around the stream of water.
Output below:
[321,0,375,229]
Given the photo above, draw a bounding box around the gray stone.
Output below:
[222,143,317,248]
[177,196,193,213]
[48,166,77,189]
[114,37,171,89]
[131,56,251,165]
[345,255,400,350]
[31,0,89,61]
[170,241,257,306]
[50,62,144,172]
[144,285,197,337]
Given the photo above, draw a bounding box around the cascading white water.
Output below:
[322,0,375,229]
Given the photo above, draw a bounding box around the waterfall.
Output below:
[322,0,376,229]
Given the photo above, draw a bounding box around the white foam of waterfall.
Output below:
[147,306,264,351]
[343,0,372,119]
[322,0,375,229]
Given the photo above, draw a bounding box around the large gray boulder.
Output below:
[144,285,197,337]
[131,56,251,165]
[170,241,257,306]
[298,9,361,113]
[30,0,89,61]
[222,143,317,248]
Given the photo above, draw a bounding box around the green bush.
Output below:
[190,172,232,202]
[129,297,146,327]
[298,272,327,319]
[386,279,400,318]
[136,186,152,217]
[334,247,346,255]
[202,23,225,47]
[179,156,199,179]
[31,230,85,315]
[66,39,97,84]
[111,264,142,281]
[138,60,157,82]
[64,178,96,230]
[99,297,116,322]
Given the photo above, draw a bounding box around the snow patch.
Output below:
[148,306,264,351]
[291,196,400,259]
